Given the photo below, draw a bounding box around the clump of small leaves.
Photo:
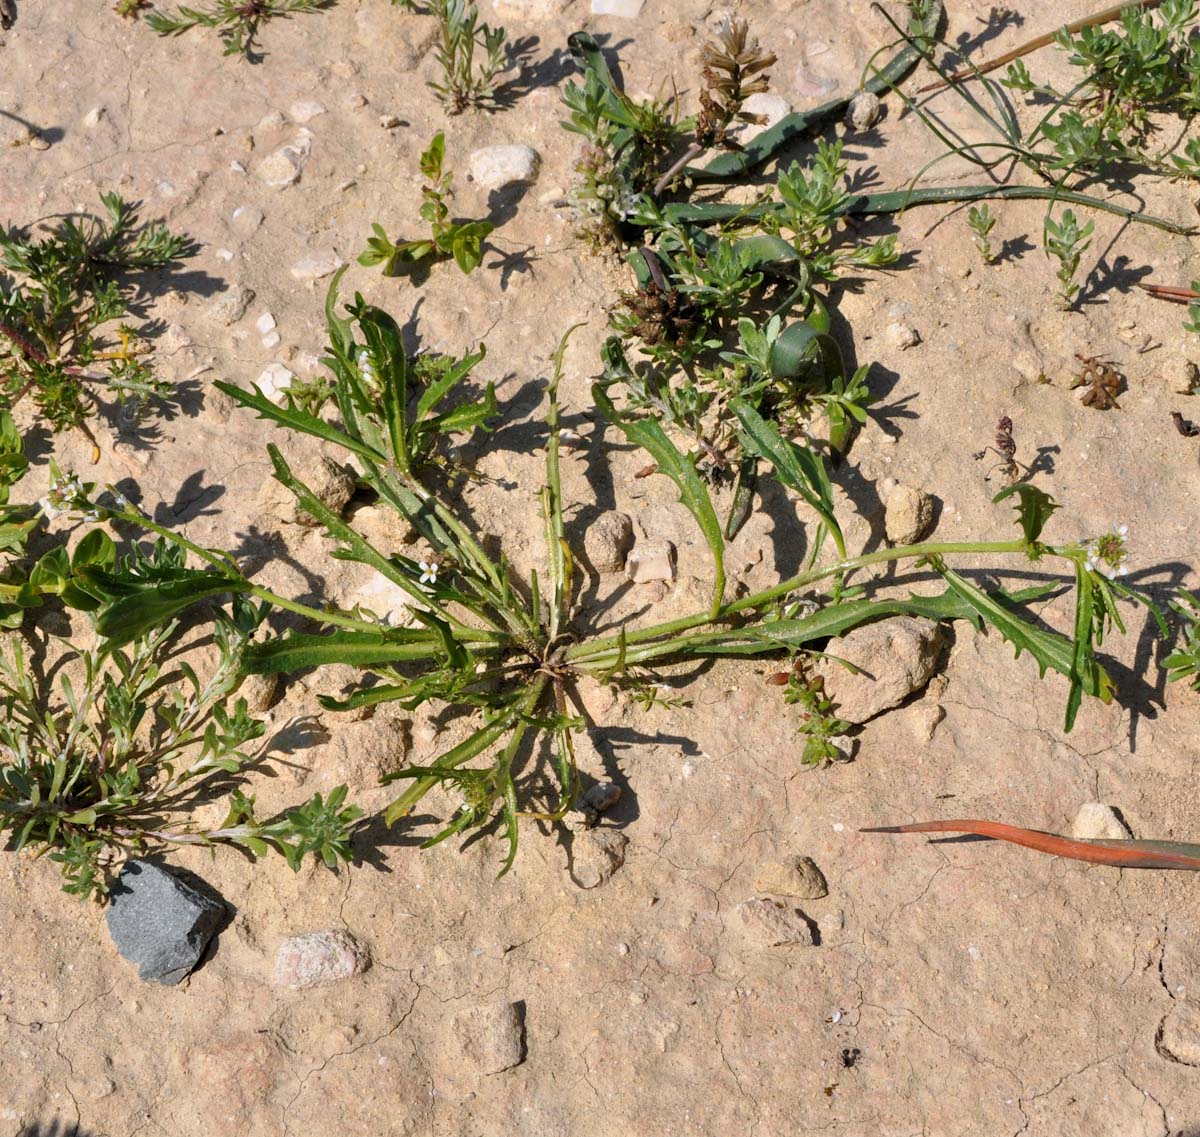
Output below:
[967,203,997,263]
[769,656,852,766]
[0,586,361,901]
[1165,589,1200,689]
[1043,209,1094,309]
[115,0,150,16]
[66,282,1163,876]
[358,133,493,277]
[427,0,507,114]
[0,193,190,437]
[145,0,335,60]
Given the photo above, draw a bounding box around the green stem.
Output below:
[566,538,1032,665]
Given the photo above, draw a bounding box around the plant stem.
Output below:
[566,538,1038,665]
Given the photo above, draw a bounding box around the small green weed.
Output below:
[358,133,493,277]
[145,0,335,59]
[0,193,190,437]
[428,0,508,114]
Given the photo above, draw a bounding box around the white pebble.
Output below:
[591,0,644,14]
[255,364,294,405]
[255,312,277,335]
[289,100,327,123]
[290,250,343,282]
[468,144,541,191]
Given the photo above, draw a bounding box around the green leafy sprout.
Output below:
[358,132,494,277]
[427,0,508,114]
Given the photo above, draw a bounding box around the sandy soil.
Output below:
[3,1,1200,1134]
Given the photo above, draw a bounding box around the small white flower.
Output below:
[1083,524,1131,580]
[418,560,438,586]
[38,497,62,521]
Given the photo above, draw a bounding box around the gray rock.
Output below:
[1158,1002,1200,1065]
[1162,352,1198,392]
[290,250,343,282]
[273,929,371,989]
[886,322,921,349]
[816,617,943,723]
[737,898,816,947]
[289,99,327,123]
[453,1001,525,1074]
[288,456,355,526]
[627,539,676,584]
[106,861,226,985]
[1071,802,1131,841]
[255,135,311,188]
[206,286,255,326]
[753,855,828,900]
[846,89,883,132]
[238,671,278,714]
[574,828,628,889]
[583,511,633,573]
[468,144,541,191]
[734,92,792,143]
[885,484,935,545]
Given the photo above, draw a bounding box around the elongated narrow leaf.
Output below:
[939,565,1114,712]
[413,346,486,427]
[594,386,725,617]
[357,306,410,472]
[244,630,446,674]
[730,399,843,556]
[862,818,1200,871]
[96,573,249,647]
[643,583,1057,661]
[216,380,385,464]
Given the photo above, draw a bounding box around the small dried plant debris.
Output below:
[428,0,507,114]
[0,192,191,436]
[973,414,1019,482]
[114,0,150,16]
[1071,353,1122,409]
[1172,410,1200,437]
[694,18,777,152]
[145,0,335,59]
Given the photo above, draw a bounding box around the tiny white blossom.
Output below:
[38,497,62,521]
[1083,524,1131,580]
[418,560,438,586]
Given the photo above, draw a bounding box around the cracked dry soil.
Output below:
[4,1,1200,1134]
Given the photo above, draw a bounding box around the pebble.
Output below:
[83,105,106,127]
[583,510,633,573]
[468,144,541,191]
[255,363,294,404]
[886,322,921,350]
[737,898,816,947]
[238,672,278,714]
[291,249,343,282]
[255,312,277,335]
[205,285,255,326]
[452,1002,525,1074]
[344,92,368,109]
[591,0,644,14]
[261,330,281,349]
[753,856,828,900]
[230,204,264,238]
[289,100,327,123]
[288,456,355,524]
[627,539,676,584]
[256,137,310,188]
[272,930,371,989]
[846,90,883,132]
[734,93,791,142]
[1161,352,1199,392]
[884,483,935,545]
[582,781,621,812]
[573,829,629,889]
[256,109,287,132]
[1157,1002,1200,1065]
[106,861,227,986]
[815,617,943,724]
[1071,802,1131,841]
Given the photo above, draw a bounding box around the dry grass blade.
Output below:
[862,818,1200,870]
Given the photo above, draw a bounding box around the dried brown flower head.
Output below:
[1071,354,1122,410]
[695,19,777,151]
